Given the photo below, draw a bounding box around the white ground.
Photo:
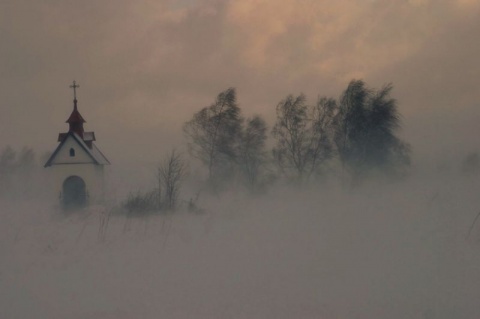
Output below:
[1,174,480,319]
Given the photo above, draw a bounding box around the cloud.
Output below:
[226,0,451,81]
[0,0,479,163]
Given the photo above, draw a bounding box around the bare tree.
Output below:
[238,115,268,189]
[183,88,242,182]
[158,150,186,211]
[308,97,337,177]
[272,94,335,182]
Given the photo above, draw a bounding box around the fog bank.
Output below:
[1,172,480,318]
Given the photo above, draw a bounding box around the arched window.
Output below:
[69,148,75,157]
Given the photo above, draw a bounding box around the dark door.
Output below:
[62,175,87,209]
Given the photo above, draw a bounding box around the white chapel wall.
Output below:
[51,136,95,165]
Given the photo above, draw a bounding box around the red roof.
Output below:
[66,107,86,124]
[65,100,86,137]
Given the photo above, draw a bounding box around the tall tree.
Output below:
[183,88,242,181]
[334,80,370,173]
[309,97,337,176]
[272,94,335,182]
[364,84,404,169]
[238,115,268,189]
[334,80,410,179]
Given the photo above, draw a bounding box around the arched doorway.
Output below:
[62,175,87,209]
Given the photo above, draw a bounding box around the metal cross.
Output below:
[69,80,80,100]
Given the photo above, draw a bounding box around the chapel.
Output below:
[44,81,110,209]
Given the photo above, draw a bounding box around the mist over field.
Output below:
[1,167,480,319]
[2,0,480,318]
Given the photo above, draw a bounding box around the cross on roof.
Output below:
[69,80,80,100]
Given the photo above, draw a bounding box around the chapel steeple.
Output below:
[44,80,110,209]
[66,81,86,138]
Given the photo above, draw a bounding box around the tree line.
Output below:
[0,80,412,213]
[184,79,411,190]
[0,146,46,198]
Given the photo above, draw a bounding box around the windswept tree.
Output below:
[334,80,370,173]
[364,83,410,170]
[334,80,410,179]
[272,94,336,182]
[183,88,242,181]
[237,115,268,189]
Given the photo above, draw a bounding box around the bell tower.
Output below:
[66,81,86,138]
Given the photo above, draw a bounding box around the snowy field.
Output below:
[1,174,480,319]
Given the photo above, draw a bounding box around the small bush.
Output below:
[122,189,161,216]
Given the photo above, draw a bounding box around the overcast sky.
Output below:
[1,0,479,166]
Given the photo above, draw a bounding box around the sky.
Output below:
[1,0,480,167]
